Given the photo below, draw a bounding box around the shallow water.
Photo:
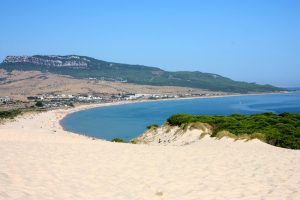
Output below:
[61,92,300,141]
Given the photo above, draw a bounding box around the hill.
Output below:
[0,70,221,101]
[0,55,285,93]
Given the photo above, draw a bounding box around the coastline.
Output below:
[59,90,296,139]
[0,92,300,199]
[1,90,295,143]
[0,90,293,141]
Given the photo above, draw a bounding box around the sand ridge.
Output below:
[0,103,300,200]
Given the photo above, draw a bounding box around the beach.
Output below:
[0,102,300,200]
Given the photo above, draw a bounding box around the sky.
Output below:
[0,0,299,87]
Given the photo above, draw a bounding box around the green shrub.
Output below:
[68,102,75,107]
[146,124,159,129]
[111,138,127,143]
[167,112,300,149]
[35,101,44,107]
[0,109,22,119]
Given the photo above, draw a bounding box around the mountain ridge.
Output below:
[0,55,285,93]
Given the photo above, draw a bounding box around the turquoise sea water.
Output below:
[61,92,300,141]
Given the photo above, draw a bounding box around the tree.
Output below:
[35,101,44,107]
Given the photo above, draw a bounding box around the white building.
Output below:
[0,96,11,103]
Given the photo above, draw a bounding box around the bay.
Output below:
[61,92,300,141]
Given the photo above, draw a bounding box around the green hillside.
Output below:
[0,55,285,93]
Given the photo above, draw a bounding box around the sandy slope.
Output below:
[0,70,224,101]
[0,104,300,200]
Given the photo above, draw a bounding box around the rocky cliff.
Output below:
[4,55,88,69]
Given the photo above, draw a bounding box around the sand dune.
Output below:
[0,104,300,200]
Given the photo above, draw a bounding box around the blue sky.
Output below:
[0,0,299,87]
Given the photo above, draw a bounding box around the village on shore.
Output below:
[0,92,227,110]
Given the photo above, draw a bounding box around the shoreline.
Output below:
[1,91,300,199]
[0,91,299,142]
[1,90,294,142]
[1,91,290,141]
[58,90,296,139]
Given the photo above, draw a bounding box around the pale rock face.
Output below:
[3,56,88,69]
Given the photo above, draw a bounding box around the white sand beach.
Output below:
[0,103,300,200]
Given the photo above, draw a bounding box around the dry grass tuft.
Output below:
[189,122,212,132]
[237,132,266,141]
[155,191,163,196]
[215,130,238,140]
[199,132,209,139]
[215,131,266,142]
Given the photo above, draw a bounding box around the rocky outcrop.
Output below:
[3,56,89,69]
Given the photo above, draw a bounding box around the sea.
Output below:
[61,91,300,141]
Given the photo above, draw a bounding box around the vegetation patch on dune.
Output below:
[111,138,127,143]
[167,113,300,149]
[111,137,137,144]
[0,109,22,119]
[0,108,47,124]
[146,124,159,129]
[189,122,212,132]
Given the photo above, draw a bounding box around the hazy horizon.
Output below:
[1,0,299,87]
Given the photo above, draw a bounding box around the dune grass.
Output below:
[167,112,300,149]
[146,124,159,129]
[189,122,212,132]
[111,137,137,144]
